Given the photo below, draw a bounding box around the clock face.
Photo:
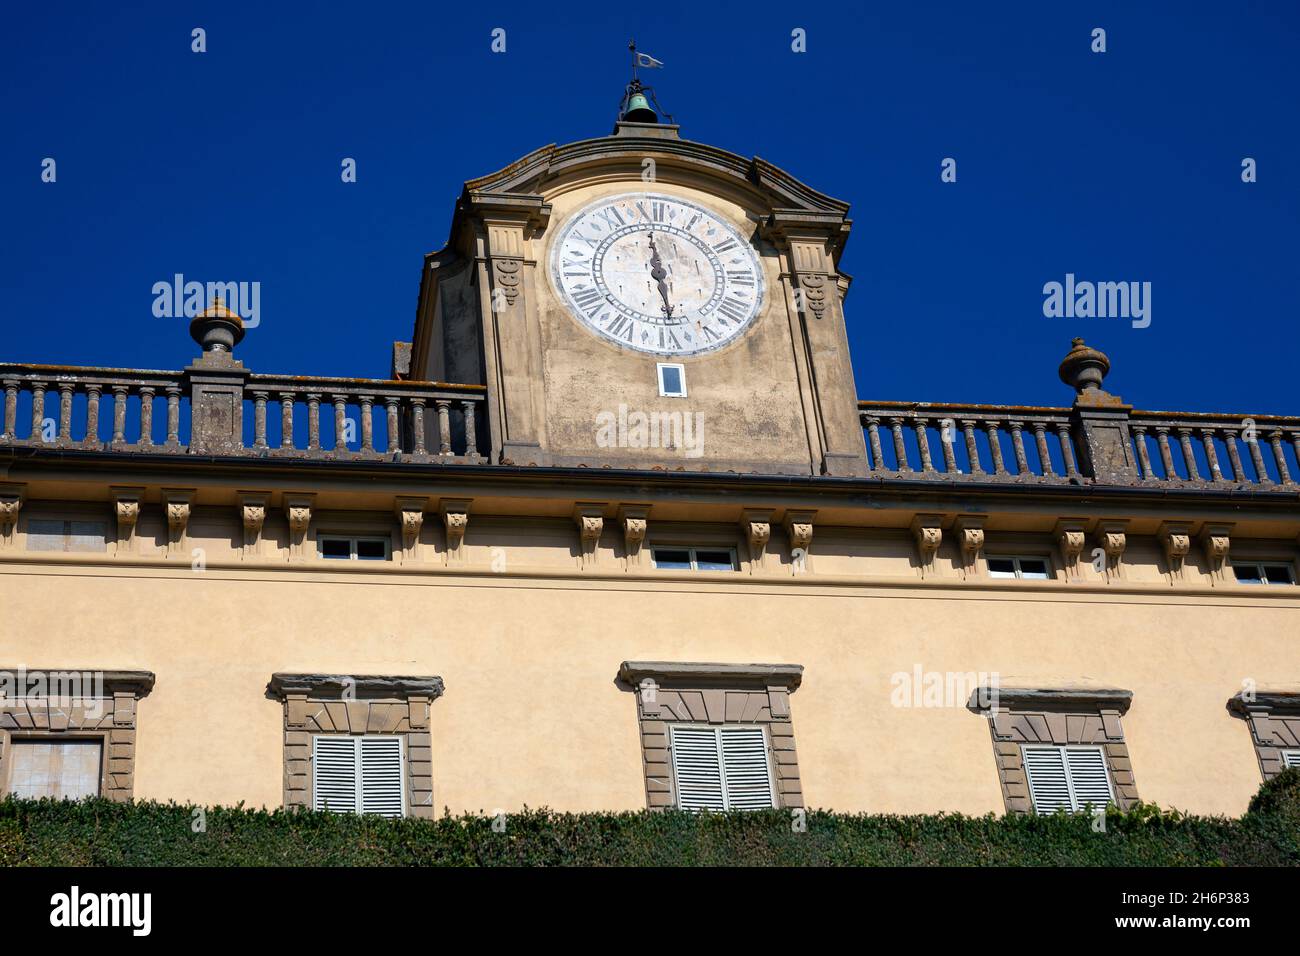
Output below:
[549,192,765,356]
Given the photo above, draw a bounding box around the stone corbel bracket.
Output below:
[783,510,815,574]
[161,488,195,559]
[284,493,316,562]
[911,514,944,579]
[1158,521,1193,583]
[618,504,650,572]
[110,486,145,556]
[1199,523,1233,586]
[394,496,428,565]
[739,509,774,574]
[238,492,269,559]
[1095,520,1128,582]
[573,502,607,570]
[954,515,985,580]
[1054,519,1088,582]
[0,483,24,550]
[439,498,471,566]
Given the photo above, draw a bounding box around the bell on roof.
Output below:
[620,82,657,124]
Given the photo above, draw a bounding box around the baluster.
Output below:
[30,381,47,441]
[1199,428,1223,482]
[1223,427,1246,482]
[1032,423,1054,477]
[1131,425,1153,479]
[984,420,1007,475]
[1175,427,1198,479]
[306,394,320,450]
[112,386,128,445]
[279,392,296,450]
[332,394,350,453]
[436,400,453,455]
[58,384,73,442]
[359,396,375,453]
[962,420,983,475]
[1290,432,1300,484]
[914,419,934,472]
[165,386,182,447]
[888,418,910,472]
[1246,430,1271,484]
[252,391,269,449]
[2,379,18,440]
[84,385,101,446]
[138,387,155,446]
[1008,420,1029,475]
[939,420,958,473]
[1270,431,1292,485]
[410,399,427,455]
[864,416,884,471]
[461,400,478,457]
[1056,424,1079,478]
[386,398,401,453]
[1155,427,1176,478]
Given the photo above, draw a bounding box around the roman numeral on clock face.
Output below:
[606,314,636,342]
[572,286,606,316]
[716,295,749,323]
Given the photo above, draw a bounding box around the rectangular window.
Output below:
[25,519,107,553]
[1232,562,1295,585]
[318,535,390,561]
[656,363,687,398]
[987,556,1051,580]
[7,740,102,799]
[1283,751,1300,770]
[312,735,405,817]
[651,547,737,571]
[1022,745,1114,814]
[669,724,775,811]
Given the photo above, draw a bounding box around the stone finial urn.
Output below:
[1058,337,1111,395]
[189,298,245,354]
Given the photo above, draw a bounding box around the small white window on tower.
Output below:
[657,363,686,398]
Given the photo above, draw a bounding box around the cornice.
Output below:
[618,660,803,690]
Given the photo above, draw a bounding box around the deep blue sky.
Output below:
[3,1,1296,413]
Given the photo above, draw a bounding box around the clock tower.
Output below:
[407,85,867,477]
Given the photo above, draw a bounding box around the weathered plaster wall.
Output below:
[2,554,1293,817]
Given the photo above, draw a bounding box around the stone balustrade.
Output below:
[0,363,485,462]
[1127,411,1300,487]
[859,403,1080,483]
[859,340,1300,491]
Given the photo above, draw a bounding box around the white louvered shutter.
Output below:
[720,726,776,810]
[1023,746,1072,814]
[360,736,405,818]
[1282,751,1300,770]
[1064,746,1114,810]
[313,736,359,814]
[670,726,725,811]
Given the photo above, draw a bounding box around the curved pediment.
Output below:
[445,123,851,259]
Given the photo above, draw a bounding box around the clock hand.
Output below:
[646,231,674,317]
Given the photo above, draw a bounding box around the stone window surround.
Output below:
[267,673,445,819]
[0,669,154,802]
[967,687,1139,813]
[1228,690,1300,781]
[618,661,805,811]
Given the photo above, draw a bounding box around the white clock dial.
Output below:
[549,192,765,356]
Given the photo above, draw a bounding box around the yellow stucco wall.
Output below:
[3,557,1293,817]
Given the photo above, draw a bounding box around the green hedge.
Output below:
[3,769,1298,866]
